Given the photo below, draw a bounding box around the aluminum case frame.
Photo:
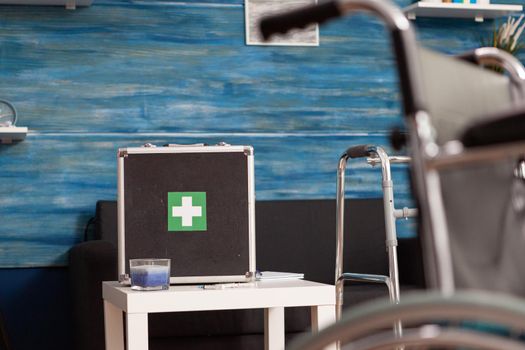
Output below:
[117,144,256,285]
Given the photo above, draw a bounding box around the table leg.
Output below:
[104,300,124,350]
[126,313,149,350]
[311,305,337,350]
[264,307,285,350]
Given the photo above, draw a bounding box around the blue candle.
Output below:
[130,265,170,290]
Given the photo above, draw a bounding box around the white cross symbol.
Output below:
[172,196,202,227]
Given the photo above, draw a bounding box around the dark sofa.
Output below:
[69,199,424,350]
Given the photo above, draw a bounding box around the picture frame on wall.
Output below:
[245,0,319,46]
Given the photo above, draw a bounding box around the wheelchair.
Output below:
[261,0,525,348]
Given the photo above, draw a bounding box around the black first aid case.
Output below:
[117,143,256,284]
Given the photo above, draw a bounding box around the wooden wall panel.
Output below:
[0,4,398,133]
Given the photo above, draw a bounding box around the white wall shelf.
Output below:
[0,0,92,9]
[404,2,523,22]
[0,126,28,144]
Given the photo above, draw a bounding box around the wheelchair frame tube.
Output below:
[341,326,525,350]
[289,291,525,350]
[312,0,453,295]
[408,112,456,295]
[334,0,456,295]
[260,0,456,294]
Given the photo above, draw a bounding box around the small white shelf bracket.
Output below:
[0,126,28,144]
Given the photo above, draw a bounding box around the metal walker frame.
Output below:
[335,144,417,329]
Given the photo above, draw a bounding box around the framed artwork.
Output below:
[245,0,319,46]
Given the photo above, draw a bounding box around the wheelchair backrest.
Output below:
[418,48,514,145]
[415,48,525,296]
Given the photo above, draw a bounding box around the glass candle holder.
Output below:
[130,258,170,291]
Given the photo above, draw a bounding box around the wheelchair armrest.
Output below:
[461,107,525,148]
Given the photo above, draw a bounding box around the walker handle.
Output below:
[345,144,375,159]
[259,1,341,40]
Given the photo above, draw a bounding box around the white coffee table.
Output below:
[103,279,336,350]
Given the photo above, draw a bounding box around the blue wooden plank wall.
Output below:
[0,0,522,267]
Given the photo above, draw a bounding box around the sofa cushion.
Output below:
[94,199,390,285]
[94,200,118,246]
[255,199,389,284]
[69,240,118,350]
